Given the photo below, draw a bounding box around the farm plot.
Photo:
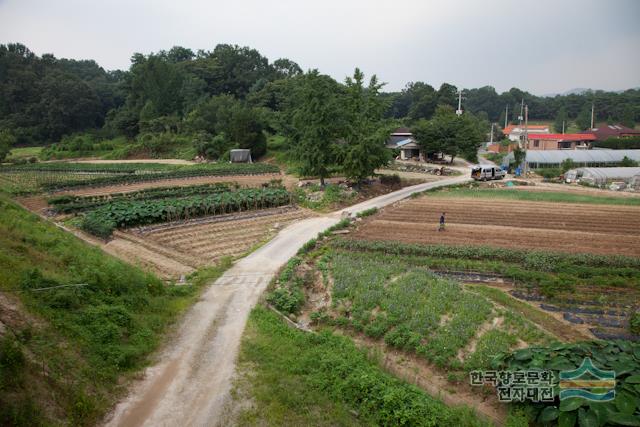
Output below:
[267,237,640,423]
[110,207,313,279]
[0,162,282,194]
[352,196,640,256]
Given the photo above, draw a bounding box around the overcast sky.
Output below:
[1,0,639,94]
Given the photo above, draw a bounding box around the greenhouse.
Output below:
[564,167,640,186]
[501,149,640,169]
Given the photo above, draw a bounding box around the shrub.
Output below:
[380,173,401,185]
[0,335,26,390]
[536,168,561,179]
[631,311,640,335]
[81,214,116,239]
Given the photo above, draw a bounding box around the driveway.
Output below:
[104,172,472,427]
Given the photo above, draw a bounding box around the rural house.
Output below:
[526,133,596,150]
[583,124,640,141]
[503,124,550,141]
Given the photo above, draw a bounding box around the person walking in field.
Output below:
[438,212,446,232]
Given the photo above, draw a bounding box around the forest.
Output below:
[1,42,639,162]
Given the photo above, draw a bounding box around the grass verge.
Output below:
[233,306,490,427]
[0,193,230,425]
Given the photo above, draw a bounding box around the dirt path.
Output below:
[103,173,472,427]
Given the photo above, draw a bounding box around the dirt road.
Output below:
[104,173,472,427]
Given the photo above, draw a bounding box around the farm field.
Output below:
[108,207,313,279]
[0,162,282,194]
[265,230,640,425]
[352,195,640,256]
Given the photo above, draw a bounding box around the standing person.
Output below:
[439,212,446,232]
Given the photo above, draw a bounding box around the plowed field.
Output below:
[114,207,313,278]
[352,196,640,256]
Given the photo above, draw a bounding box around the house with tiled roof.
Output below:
[583,124,640,141]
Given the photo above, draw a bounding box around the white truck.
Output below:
[471,165,506,181]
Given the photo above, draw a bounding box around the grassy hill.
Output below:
[0,193,228,426]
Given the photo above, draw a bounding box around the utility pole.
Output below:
[523,104,529,176]
[519,98,524,124]
[490,123,494,144]
[562,120,565,134]
[590,102,595,129]
[456,90,463,116]
[504,105,509,129]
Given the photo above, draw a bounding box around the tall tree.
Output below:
[413,106,483,164]
[554,107,569,133]
[340,69,391,182]
[287,70,343,185]
[575,106,592,130]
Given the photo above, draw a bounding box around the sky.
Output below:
[1,0,639,95]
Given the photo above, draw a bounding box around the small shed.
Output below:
[565,167,640,186]
[630,174,640,189]
[229,149,252,163]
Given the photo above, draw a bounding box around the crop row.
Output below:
[0,163,280,193]
[81,187,292,238]
[49,183,233,213]
[333,239,640,270]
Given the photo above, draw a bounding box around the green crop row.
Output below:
[333,239,640,270]
[49,183,233,213]
[81,187,292,238]
[0,162,280,194]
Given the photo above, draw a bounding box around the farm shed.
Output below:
[565,167,640,186]
[229,149,252,163]
[502,149,640,169]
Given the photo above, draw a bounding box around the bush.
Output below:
[536,168,562,179]
[380,173,401,185]
[631,311,640,335]
[0,335,26,390]
[81,214,116,239]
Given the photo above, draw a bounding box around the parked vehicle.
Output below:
[471,166,505,181]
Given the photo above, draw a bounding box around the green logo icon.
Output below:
[559,358,616,401]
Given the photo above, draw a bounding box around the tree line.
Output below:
[1,42,638,174]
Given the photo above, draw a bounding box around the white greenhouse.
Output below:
[501,149,640,169]
[564,167,640,186]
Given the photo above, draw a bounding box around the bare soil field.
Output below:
[111,207,314,279]
[352,196,640,256]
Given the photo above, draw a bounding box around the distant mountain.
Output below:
[541,87,639,97]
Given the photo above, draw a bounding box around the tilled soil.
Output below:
[352,196,640,256]
[113,207,315,279]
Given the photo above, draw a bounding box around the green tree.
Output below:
[621,105,635,129]
[512,147,526,169]
[227,104,267,157]
[561,158,576,172]
[620,156,639,167]
[340,69,391,182]
[0,130,16,161]
[554,107,568,133]
[286,70,343,185]
[575,106,592,130]
[413,106,483,164]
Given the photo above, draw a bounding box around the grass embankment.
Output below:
[5,146,43,162]
[234,306,490,427]
[0,194,229,426]
[426,187,640,206]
